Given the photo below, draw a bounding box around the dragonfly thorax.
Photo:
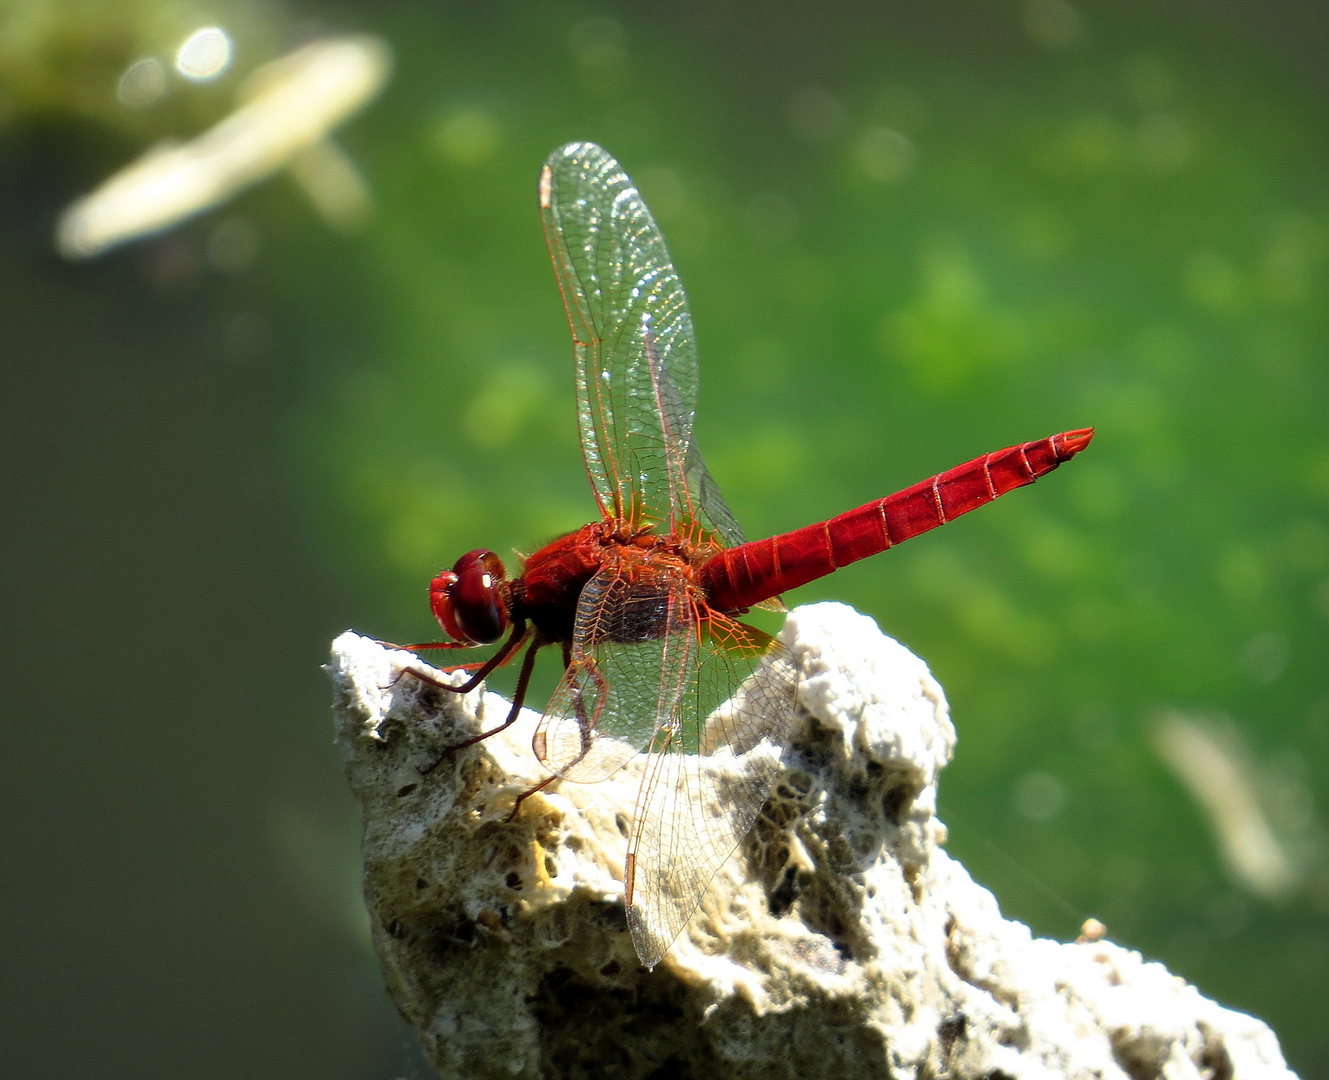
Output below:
[431,548,511,644]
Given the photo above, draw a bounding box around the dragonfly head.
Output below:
[430,549,510,644]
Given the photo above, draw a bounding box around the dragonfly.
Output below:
[404,142,1093,969]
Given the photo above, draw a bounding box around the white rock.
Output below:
[330,602,1298,1080]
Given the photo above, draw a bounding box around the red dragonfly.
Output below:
[405,142,1092,968]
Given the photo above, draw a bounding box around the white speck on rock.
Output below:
[329,602,1299,1080]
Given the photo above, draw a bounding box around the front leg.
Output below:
[419,629,544,774]
[389,623,528,696]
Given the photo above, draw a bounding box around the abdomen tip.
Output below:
[1054,427,1094,458]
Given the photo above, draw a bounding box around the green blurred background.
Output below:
[3,0,1327,1076]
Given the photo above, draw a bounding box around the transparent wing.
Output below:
[533,555,800,967]
[539,141,745,547]
[625,614,799,968]
[534,557,693,783]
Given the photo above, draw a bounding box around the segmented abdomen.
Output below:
[700,428,1093,613]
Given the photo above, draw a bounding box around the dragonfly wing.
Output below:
[624,614,800,968]
[539,142,744,548]
[532,558,800,967]
[534,556,694,784]
[680,404,747,549]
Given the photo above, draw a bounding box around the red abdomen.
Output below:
[700,428,1093,613]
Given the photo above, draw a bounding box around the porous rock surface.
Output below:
[330,602,1298,1080]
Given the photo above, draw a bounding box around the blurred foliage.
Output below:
[7,0,1328,1073]
[0,0,285,133]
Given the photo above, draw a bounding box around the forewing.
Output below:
[539,142,744,547]
[624,615,800,969]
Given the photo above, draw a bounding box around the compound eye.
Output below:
[429,570,464,641]
[445,549,509,644]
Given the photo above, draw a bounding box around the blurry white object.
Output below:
[1154,711,1302,901]
[117,57,168,107]
[175,26,233,82]
[56,35,391,259]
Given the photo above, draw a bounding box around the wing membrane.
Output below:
[535,557,694,783]
[539,142,745,547]
[624,614,799,968]
[533,554,800,966]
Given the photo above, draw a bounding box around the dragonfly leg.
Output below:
[388,658,485,690]
[505,674,602,822]
[391,622,528,694]
[530,655,603,764]
[384,639,495,668]
[503,772,558,823]
[419,628,542,775]
[569,660,606,760]
[376,637,472,652]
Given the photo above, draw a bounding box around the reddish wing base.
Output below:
[700,428,1093,613]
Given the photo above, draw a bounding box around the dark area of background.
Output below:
[2,1,1327,1077]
